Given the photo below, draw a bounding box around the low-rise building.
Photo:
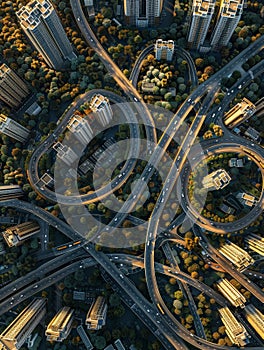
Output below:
[0,185,23,200]
[228,158,244,167]
[224,98,256,128]
[245,126,260,141]
[2,221,40,247]
[218,307,249,346]
[237,192,256,207]
[46,307,74,342]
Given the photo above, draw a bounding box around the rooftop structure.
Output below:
[155,39,174,61]
[86,296,107,330]
[2,221,40,247]
[218,241,255,271]
[46,307,74,342]
[218,307,249,346]
[187,0,215,50]
[90,95,113,127]
[124,0,163,27]
[0,298,46,350]
[0,185,23,201]
[244,304,264,340]
[210,0,244,49]
[224,98,256,128]
[17,0,75,69]
[202,169,231,190]
[25,102,41,116]
[0,64,30,109]
[67,115,93,146]
[244,233,264,256]
[53,142,78,166]
[0,114,30,143]
[216,278,246,308]
[114,339,126,350]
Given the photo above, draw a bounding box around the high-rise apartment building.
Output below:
[244,304,264,340]
[0,64,30,109]
[0,114,30,142]
[46,307,74,342]
[218,307,249,346]
[86,296,107,330]
[202,169,231,190]
[0,185,23,200]
[124,0,163,27]
[17,0,75,69]
[67,115,93,146]
[90,95,113,127]
[210,0,244,49]
[216,278,246,308]
[218,241,255,271]
[155,39,174,61]
[53,142,78,166]
[0,298,46,350]
[2,221,40,247]
[187,0,215,50]
[245,233,264,256]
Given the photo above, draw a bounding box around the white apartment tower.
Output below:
[0,114,30,142]
[90,95,113,127]
[0,185,23,200]
[187,0,215,50]
[67,115,93,146]
[17,0,75,69]
[86,296,107,330]
[124,0,163,27]
[155,39,175,61]
[0,64,30,109]
[0,298,46,350]
[210,0,244,49]
[53,142,78,166]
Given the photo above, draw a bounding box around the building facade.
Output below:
[0,64,30,109]
[0,114,30,143]
[210,0,244,49]
[245,233,264,256]
[155,39,174,61]
[0,298,46,350]
[124,0,163,27]
[90,95,113,127]
[17,0,75,69]
[187,0,215,50]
